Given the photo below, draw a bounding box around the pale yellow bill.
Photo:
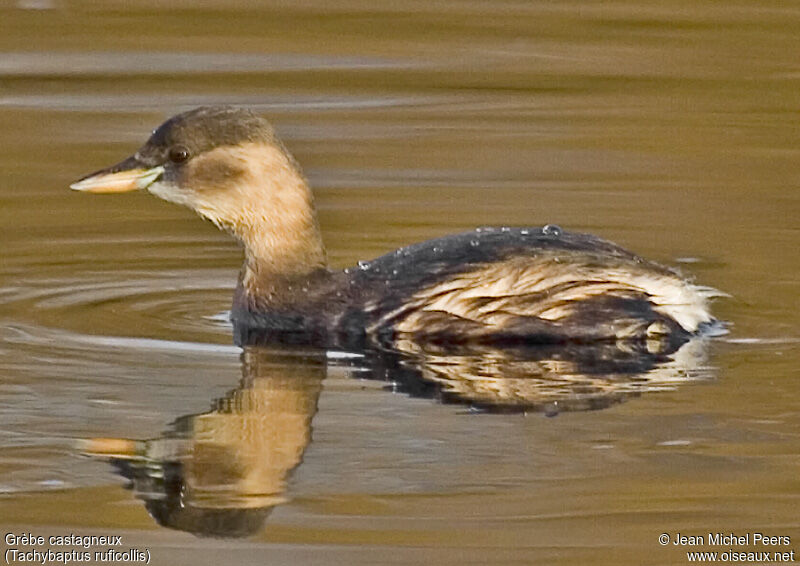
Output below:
[70,166,164,193]
[75,437,142,459]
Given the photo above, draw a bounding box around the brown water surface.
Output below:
[1,1,799,565]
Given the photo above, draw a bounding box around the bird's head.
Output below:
[71,106,326,274]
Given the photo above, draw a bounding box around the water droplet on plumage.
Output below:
[544,402,560,417]
[542,224,562,237]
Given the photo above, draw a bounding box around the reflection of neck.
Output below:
[188,350,325,505]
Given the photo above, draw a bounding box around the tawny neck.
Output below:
[184,141,328,293]
[237,188,327,283]
[233,150,327,294]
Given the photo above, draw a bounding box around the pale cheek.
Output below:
[147,180,194,207]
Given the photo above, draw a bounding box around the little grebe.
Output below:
[71,106,722,348]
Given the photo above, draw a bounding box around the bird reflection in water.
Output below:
[80,336,715,538]
[80,349,325,538]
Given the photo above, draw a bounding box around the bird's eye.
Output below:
[168,146,190,163]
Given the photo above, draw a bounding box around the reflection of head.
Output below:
[82,348,325,538]
[113,460,274,538]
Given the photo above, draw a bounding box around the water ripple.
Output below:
[0,269,235,341]
[0,51,410,77]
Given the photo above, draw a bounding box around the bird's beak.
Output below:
[70,155,165,194]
